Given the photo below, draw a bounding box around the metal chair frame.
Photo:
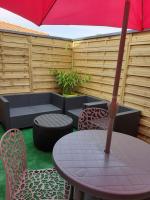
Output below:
[0,129,71,200]
[78,107,109,131]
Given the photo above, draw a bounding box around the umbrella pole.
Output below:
[105,0,130,154]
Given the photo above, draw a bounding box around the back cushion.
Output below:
[65,96,86,110]
[5,94,30,108]
[29,93,51,105]
[86,96,101,102]
[4,93,52,108]
[117,106,130,113]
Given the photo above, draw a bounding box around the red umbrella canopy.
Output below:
[0,0,150,31]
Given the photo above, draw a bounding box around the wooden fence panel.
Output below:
[0,32,72,94]
[73,32,150,143]
[73,35,130,102]
[122,32,150,142]
[31,36,72,92]
[0,32,30,94]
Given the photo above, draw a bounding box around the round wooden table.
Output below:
[52,130,150,200]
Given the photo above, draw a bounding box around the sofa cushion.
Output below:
[10,104,61,117]
[5,95,30,108]
[67,108,82,117]
[32,104,62,114]
[29,93,51,105]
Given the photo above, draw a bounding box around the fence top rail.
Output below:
[0,28,72,41]
[74,30,140,41]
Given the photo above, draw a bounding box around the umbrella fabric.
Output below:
[0,0,150,31]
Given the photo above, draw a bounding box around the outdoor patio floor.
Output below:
[0,125,54,200]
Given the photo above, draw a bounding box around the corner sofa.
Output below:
[64,95,105,128]
[0,92,141,137]
[0,93,64,130]
[86,102,141,137]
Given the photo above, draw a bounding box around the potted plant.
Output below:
[51,69,90,96]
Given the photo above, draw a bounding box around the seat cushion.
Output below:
[10,104,62,128]
[67,108,82,117]
[10,104,62,117]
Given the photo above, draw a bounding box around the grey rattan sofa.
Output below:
[0,93,64,130]
[64,95,105,128]
[86,102,141,137]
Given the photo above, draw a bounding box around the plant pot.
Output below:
[63,93,78,98]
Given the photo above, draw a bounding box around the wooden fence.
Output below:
[0,30,149,142]
[73,31,150,143]
[0,31,72,94]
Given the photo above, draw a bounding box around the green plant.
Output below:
[51,70,90,95]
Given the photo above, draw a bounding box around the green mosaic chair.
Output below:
[0,129,71,200]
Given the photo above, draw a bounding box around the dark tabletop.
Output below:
[53,130,150,200]
[34,113,73,128]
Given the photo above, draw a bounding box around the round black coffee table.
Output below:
[33,113,73,152]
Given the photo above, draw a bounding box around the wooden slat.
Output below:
[32,45,72,56]
[128,66,150,77]
[124,94,150,108]
[33,82,57,89]
[130,44,150,56]
[32,53,71,62]
[0,79,29,87]
[1,33,29,44]
[0,41,29,48]
[31,37,72,48]
[132,31,150,42]
[125,85,150,98]
[129,56,150,66]
[126,76,150,87]
[0,86,30,94]
[1,47,29,56]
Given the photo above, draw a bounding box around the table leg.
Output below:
[69,185,74,200]
[74,188,84,200]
